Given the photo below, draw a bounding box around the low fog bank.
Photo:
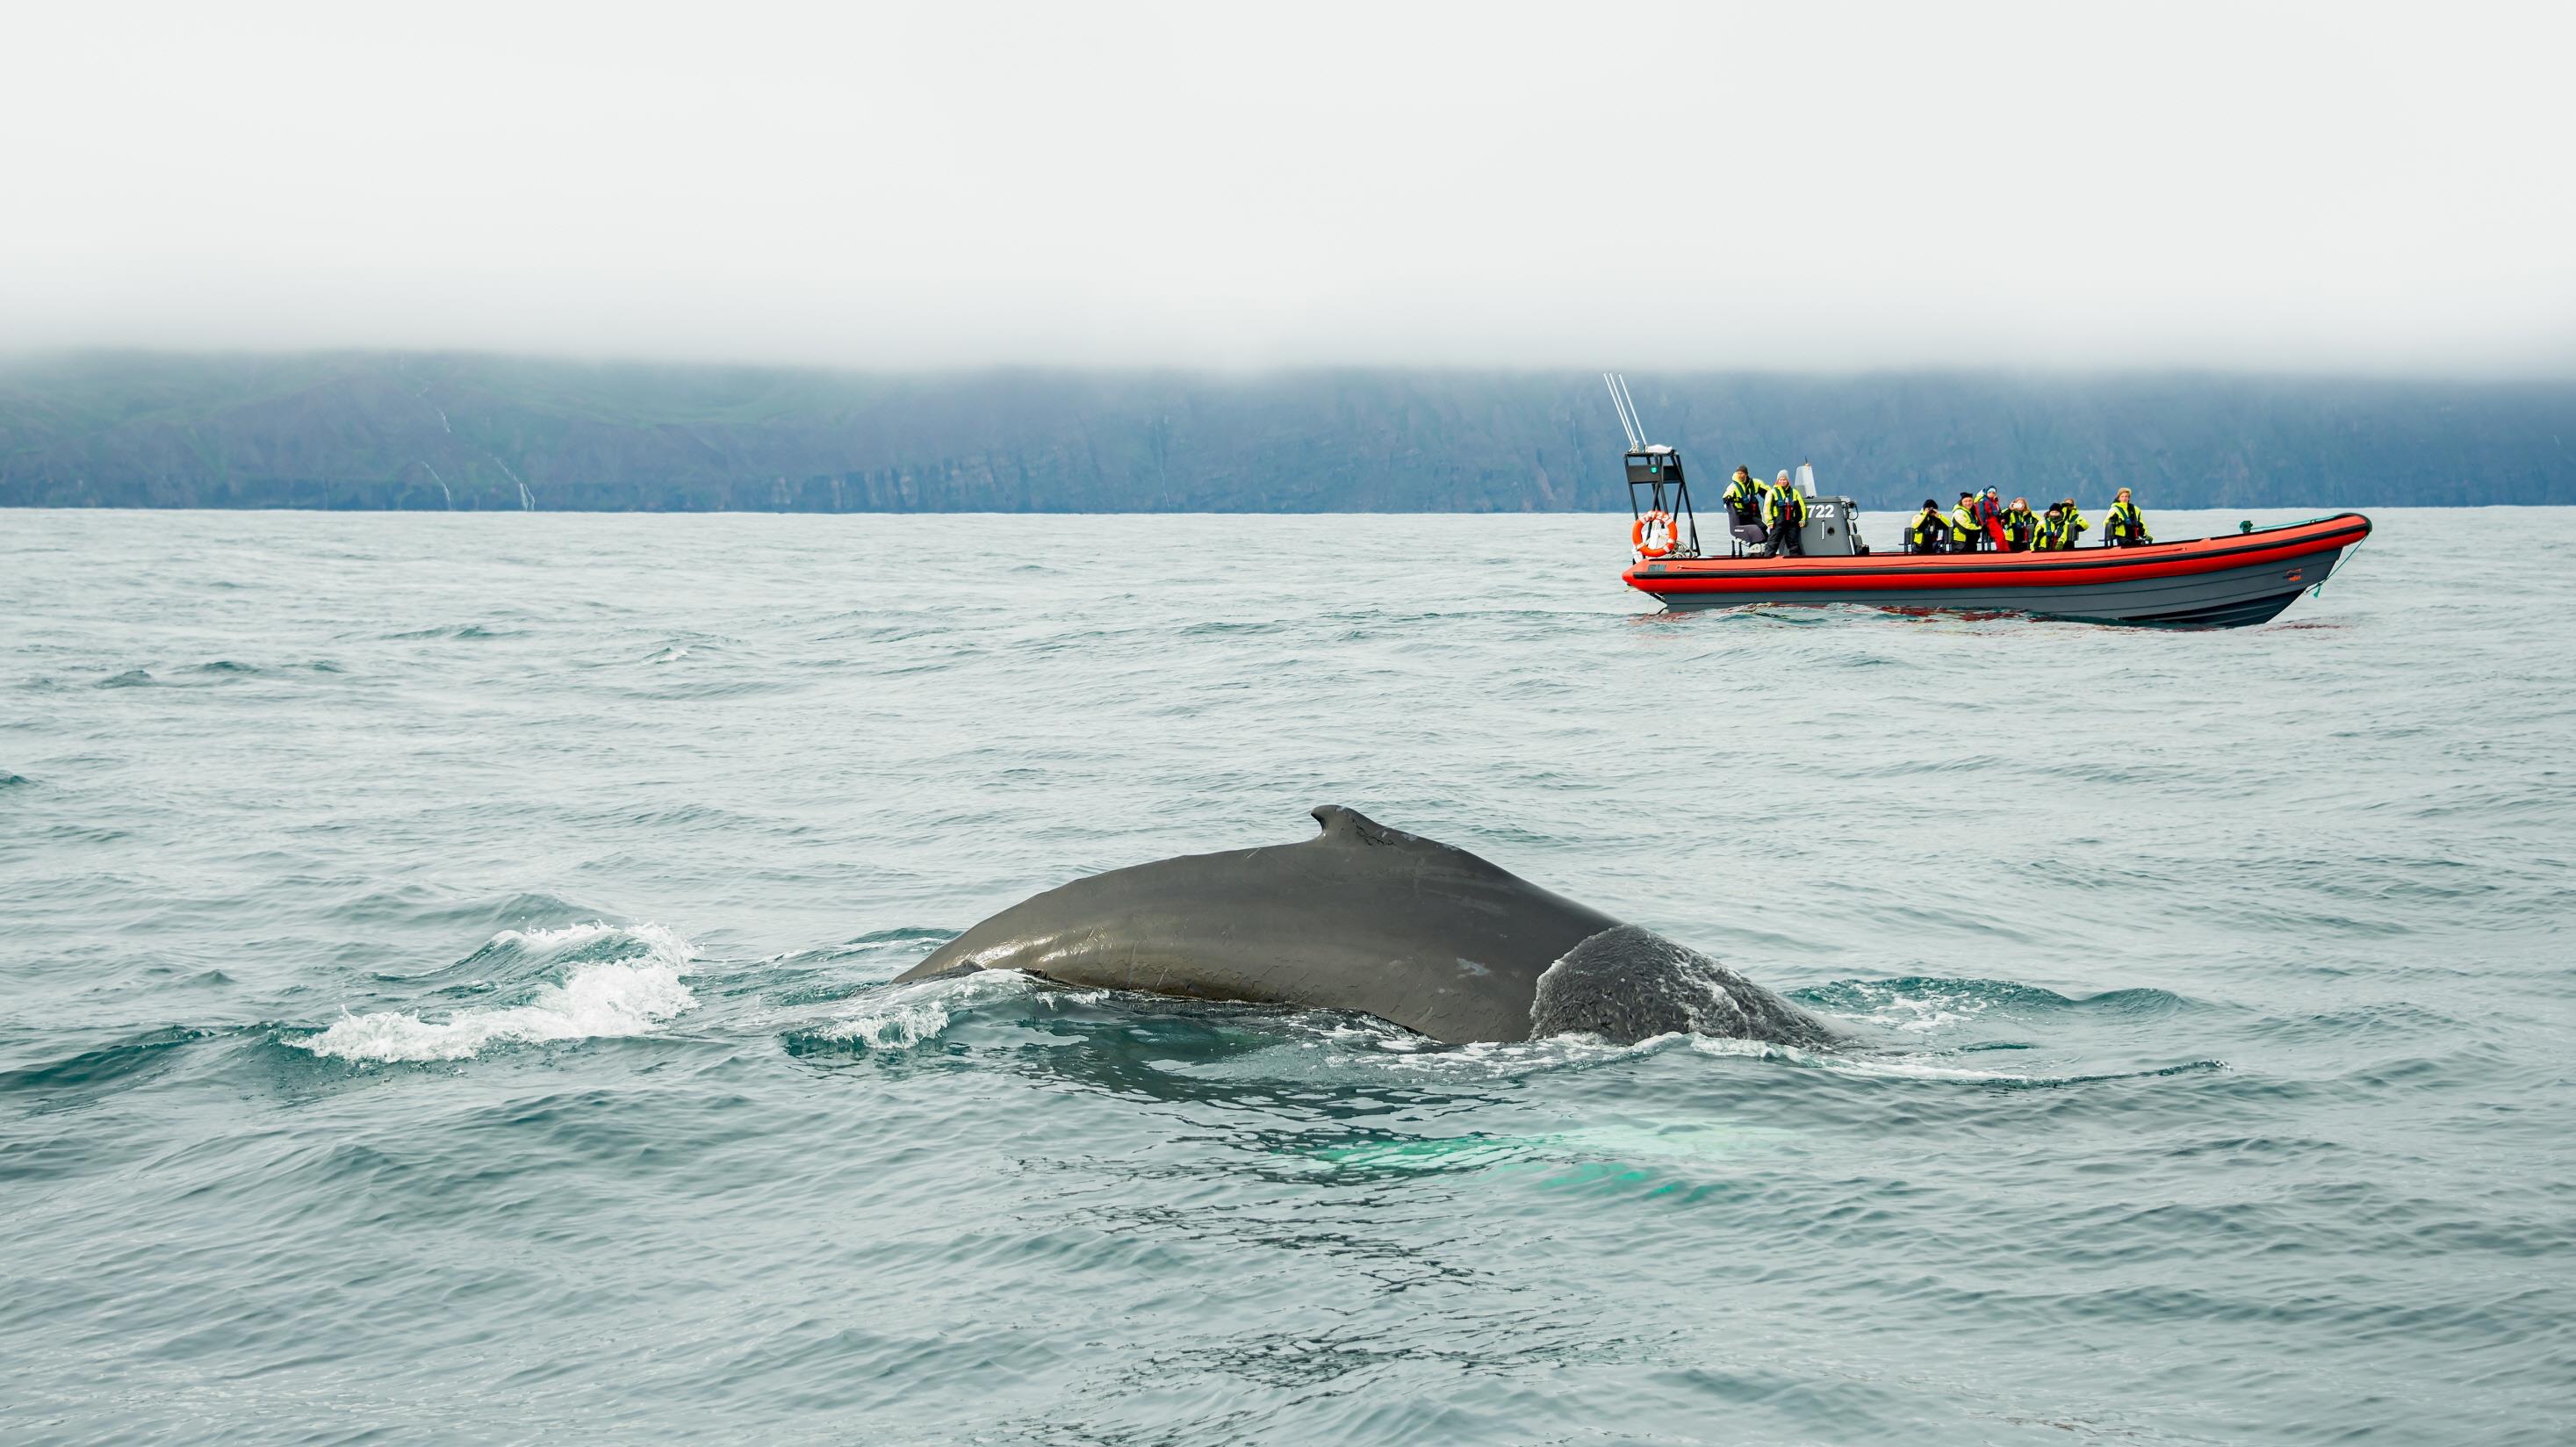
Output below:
[3,352,2568,511]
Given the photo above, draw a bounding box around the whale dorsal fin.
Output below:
[1303,806,1539,889]
[1309,804,1428,850]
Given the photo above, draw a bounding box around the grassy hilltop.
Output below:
[1,352,2567,510]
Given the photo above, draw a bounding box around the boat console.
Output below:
[1795,493,1866,557]
[1608,374,1869,559]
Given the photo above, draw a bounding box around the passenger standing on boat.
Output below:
[1723,466,1763,528]
[2001,497,2040,551]
[2105,487,2152,546]
[1905,499,1947,554]
[1764,471,1808,558]
[1947,492,1984,551]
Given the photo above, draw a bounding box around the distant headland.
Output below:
[2,352,2567,511]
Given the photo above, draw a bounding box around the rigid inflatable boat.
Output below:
[1624,513,2370,627]
[1599,374,2368,629]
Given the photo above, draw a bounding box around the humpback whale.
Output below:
[894,806,1830,1047]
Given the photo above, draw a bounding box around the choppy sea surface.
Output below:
[4,508,2571,1445]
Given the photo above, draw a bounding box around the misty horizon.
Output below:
[6,3,2573,378]
[14,344,2576,387]
[8,351,2567,512]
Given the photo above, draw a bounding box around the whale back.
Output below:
[1529,924,1835,1048]
[897,805,1623,1042]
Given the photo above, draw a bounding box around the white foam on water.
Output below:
[820,968,1038,1049]
[493,920,690,958]
[295,922,697,1063]
[1859,994,1987,1034]
[1815,980,2010,1035]
[825,994,953,1049]
[1348,1026,1653,1080]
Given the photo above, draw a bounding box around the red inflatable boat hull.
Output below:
[1623,514,2371,628]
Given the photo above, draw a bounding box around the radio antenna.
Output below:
[1602,372,1645,450]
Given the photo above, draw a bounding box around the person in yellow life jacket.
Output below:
[2104,487,2151,546]
[2051,497,2090,548]
[1763,470,1808,557]
[2000,496,2040,551]
[1946,492,1982,551]
[1904,497,1947,553]
[1721,465,1763,529]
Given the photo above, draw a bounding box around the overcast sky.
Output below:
[5,1,2571,373]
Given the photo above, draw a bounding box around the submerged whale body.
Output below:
[896,806,1831,1047]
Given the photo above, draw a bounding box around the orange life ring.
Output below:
[1632,509,1677,558]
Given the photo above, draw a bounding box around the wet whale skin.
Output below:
[895,806,1828,1047]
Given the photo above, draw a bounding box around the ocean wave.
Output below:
[340,888,605,938]
[1302,1118,1796,1175]
[0,1025,217,1098]
[1262,1013,2219,1091]
[292,922,697,1063]
[88,663,274,688]
[1683,1034,2227,1086]
[1797,975,2191,1033]
[384,623,516,641]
